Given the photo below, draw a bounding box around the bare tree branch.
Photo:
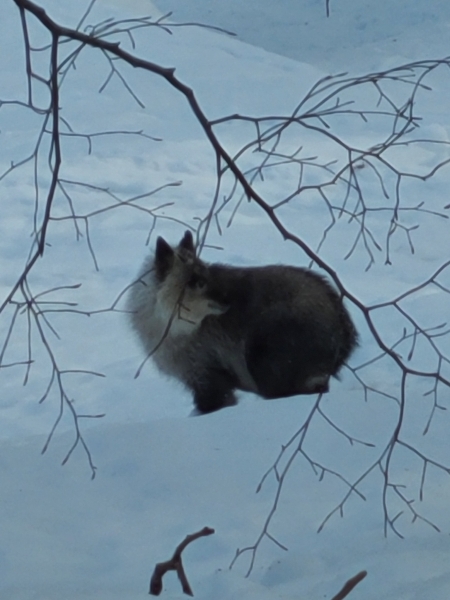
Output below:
[149,527,215,596]
[331,570,367,600]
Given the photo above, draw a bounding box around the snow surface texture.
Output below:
[1,0,450,598]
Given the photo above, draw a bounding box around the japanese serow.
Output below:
[128,231,357,414]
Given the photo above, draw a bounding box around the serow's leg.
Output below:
[192,368,238,414]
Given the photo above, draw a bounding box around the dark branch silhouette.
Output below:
[149,527,215,596]
[331,570,367,600]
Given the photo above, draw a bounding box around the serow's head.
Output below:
[154,231,227,326]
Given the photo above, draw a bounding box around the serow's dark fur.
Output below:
[128,231,358,414]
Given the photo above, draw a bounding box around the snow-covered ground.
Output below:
[1,0,450,598]
[152,0,450,73]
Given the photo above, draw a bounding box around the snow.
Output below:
[1,0,450,598]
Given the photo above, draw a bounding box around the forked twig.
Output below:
[149,527,215,596]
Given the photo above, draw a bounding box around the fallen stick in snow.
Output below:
[331,570,367,600]
[149,526,215,596]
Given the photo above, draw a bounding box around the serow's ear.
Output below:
[155,236,174,281]
[179,230,195,254]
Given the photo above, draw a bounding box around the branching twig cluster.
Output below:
[1,0,201,471]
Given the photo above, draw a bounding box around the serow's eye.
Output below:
[188,274,207,290]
